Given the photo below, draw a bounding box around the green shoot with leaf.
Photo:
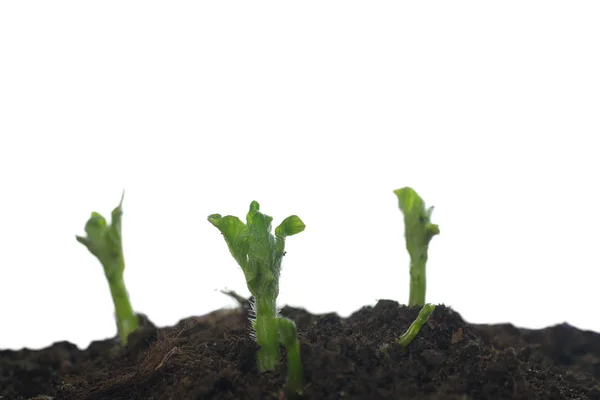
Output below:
[378,187,439,354]
[76,192,139,345]
[208,201,305,374]
[393,187,440,307]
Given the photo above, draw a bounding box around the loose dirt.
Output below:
[1,297,599,399]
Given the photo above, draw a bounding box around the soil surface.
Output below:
[1,296,599,400]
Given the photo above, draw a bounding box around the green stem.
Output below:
[254,295,280,372]
[408,252,427,307]
[396,303,435,348]
[278,317,303,395]
[108,276,138,345]
[394,187,439,307]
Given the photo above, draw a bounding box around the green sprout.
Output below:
[248,314,303,394]
[396,303,435,347]
[393,187,440,307]
[278,317,303,396]
[208,201,305,373]
[379,303,436,357]
[75,192,139,345]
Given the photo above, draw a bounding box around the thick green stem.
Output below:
[108,276,138,345]
[255,295,280,372]
[408,253,428,307]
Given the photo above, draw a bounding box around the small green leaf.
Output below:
[247,209,273,238]
[249,200,260,212]
[394,187,439,244]
[394,187,425,218]
[275,216,305,238]
[426,205,435,219]
[247,210,275,266]
[82,212,108,246]
[109,190,125,238]
[76,197,125,281]
[207,214,249,268]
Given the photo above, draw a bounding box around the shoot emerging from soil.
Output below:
[76,192,139,345]
[394,187,440,307]
[208,201,305,372]
[278,317,304,396]
[396,303,435,347]
[379,303,436,357]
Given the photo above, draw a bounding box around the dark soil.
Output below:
[1,296,599,400]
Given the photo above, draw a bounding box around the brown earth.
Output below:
[1,296,599,400]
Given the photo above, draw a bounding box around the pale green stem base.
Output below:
[255,295,280,372]
[108,278,139,345]
[278,317,303,395]
[408,256,427,307]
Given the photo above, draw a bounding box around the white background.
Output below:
[1,2,599,350]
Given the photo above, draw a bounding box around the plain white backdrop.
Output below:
[1,2,599,350]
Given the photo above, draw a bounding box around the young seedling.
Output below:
[393,187,440,307]
[208,200,305,373]
[76,192,139,345]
